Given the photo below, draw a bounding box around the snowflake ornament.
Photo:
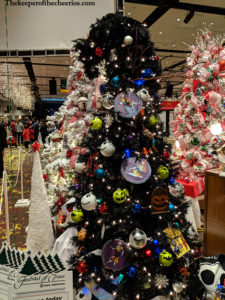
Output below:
[155,274,169,289]
[104,113,113,128]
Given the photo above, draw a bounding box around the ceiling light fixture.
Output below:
[177,18,181,21]
[159,32,163,35]
[184,10,195,24]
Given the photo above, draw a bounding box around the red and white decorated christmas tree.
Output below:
[171,29,225,196]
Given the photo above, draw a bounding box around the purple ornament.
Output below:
[102,239,128,271]
[114,92,142,118]
[121,157,151,184]
[74,184,79,190]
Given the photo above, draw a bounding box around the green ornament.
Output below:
[159,250,173,267]
[148,115,159,127]
[207,68,213,73]
[191,137,199,145]
[202,146,206,151]
[117,273,124,284]
[90,117,102,130]
[71,209,83,223]
[216,76,220,80]
[188,153,193,160]
[186,94,191,99]
[157,166,169,180]
[113,189,129,204]
[208,75,214,81]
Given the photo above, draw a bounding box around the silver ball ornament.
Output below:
[124,35,133,46]
[129,229,147,249]
[169,182,184,197]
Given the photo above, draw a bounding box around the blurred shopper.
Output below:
[11,119,16,138]
[0,123,7,178]
[32,117,39,141]
[16,119,24,146]
[29,125,35,144]
[40,120,48,144]
[22,124,30,149]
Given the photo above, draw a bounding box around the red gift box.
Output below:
[177,178,205,198]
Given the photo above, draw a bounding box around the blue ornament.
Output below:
[170,178,176,185]
[175,222,180,228]
[153,239,159,246]
[111,76,120,87]
[132,203,142,213]
[117,273,124,284]
[155,247,162,255]
[153,92,157,97]
[143,68,153,77]
[128,266,136,277]
[100,84,106,94]
[124,148,131,159]
[98,198,103,204]
[134,77,145,87]
[152,138,155,146]
[95,168,106,178]
[169,204,175,212]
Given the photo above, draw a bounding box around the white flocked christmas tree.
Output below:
[26,142,54,253]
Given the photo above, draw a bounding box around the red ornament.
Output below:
[154,56,160,61]
[145,249,152,256]
[95,47,103,57]
[43,173,48,182]
[77,261,88,274]
[99,203,108,214]
[56,197,65,207]
[32,141,40,152]
[77,72,83,81]
[66,150,72,157]
[163,151,170,160]
[219,60,225,71]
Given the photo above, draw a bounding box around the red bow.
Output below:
[32,141,40,152]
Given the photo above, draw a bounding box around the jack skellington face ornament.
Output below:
[198,255,225,298]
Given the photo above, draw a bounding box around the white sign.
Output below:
[0,0,116,50]
[0,243,73,300]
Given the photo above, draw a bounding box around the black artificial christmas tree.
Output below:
[63,14,201,299]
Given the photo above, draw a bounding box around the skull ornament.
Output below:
[137,89,151,102]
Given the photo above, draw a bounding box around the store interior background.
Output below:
[0,0,225,138]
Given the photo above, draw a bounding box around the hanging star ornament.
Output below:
[32,141,40,152]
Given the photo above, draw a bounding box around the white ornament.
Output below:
[137,89,151,102]
[75,162,86,173]
[154,274,169,289]
[172,282,183,293]
[100,140,115,157]
[104,114,113,128]
[124,35,133,46]
[81,192,97,211]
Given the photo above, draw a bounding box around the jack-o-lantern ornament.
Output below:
[151,187,169,214]
[78,229,87,241]
[113,189,129,204]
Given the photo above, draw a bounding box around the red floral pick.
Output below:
[32,141,40,152]
[95,46,103,57]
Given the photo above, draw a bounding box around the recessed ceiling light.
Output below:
[210,22,214,25]
[172,44,176,47]
[127,12,132,15]
[159,32,163,35]
[177,18,181,21]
